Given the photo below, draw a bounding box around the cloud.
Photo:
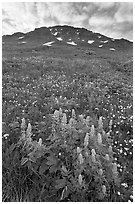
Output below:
[2,2,133,41]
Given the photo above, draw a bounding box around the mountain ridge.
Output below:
[2,25,133,51]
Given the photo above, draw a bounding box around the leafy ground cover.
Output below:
[2,53,133,202]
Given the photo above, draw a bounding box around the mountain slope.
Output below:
[2,25,133,51]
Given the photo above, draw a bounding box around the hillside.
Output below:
[2,25,133,202]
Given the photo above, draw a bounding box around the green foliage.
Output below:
[3,110,123,202]
[2,55,133,202]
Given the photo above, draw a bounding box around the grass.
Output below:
[2,46,133,202]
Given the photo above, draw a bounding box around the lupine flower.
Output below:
[53,110,60,121]
[38,138,42,146]
[91,149,96,162]
[108,145,113,153]
[78,153,84,164]
[26,123,32,137]
[102,185,106,194]
[109,119,113,130]
[97,133,102,145]
[98,168,103,176]
[61,113,67,125]
[71,109,76,119]
[85,116,90,127]
[59,107,63,115]
[91,148,96,155]
[69,118,76,127]
[84,133,89,147]
[104,154,110,161]
[77,147,82,154]
[90,125,95,137]
[112,163,117,173]
[21,118,26,131]
[78,174,83,185]
[98,116,103,131]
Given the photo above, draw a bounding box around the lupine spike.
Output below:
[85,116,90,127]
[112,163,117,173]
[91,148,96,155]
[78,174,83,185]
[102,185,106,194]
[77,147,82,154]
[78,153,84,164]
[26,123,32,136]
[69,118,76,127]
[90,125,95,137]
[21,118,26,131]
[91,149,96,162]
[38,138,42,146]
[59,107,63,115]
[61,113,67,125]
[98,169,103,176]
[71,109,76,119]
[97,133,102,145]
[53,110,60,122]
[104,154,110,161]
[84,133,89,147]
[98,116,103,131]
[108,145,113,153]
[109,119,113,130]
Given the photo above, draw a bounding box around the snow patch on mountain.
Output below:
[67,41,77,46]
[57,37,63,41]
[101,40,108,43]
[43,41,55,46]
[88,40,94,44]
[110,48,115,51]
[52,32,58,36]
[18,41,27,44]
[18,36,24,39]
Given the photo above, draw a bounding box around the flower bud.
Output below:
[78,174,83,185]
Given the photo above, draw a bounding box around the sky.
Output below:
[2,2,133,41]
